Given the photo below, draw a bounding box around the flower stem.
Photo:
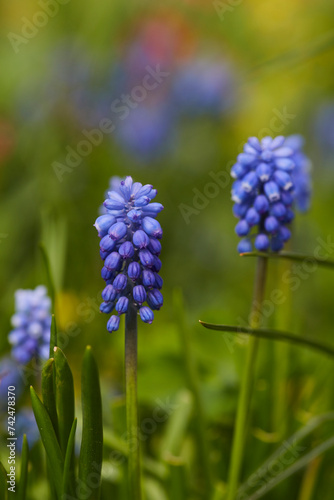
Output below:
[227,256,268,500]
[125,304,142,500]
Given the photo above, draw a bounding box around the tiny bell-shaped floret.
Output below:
[139,307,154,324]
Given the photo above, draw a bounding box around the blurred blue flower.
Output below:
[231,136,297,252]
[95,176,163,332]
[16,407,39,451]
[285,135,312,213]
[313,102,334,156]
[0,357,24,411]
[8,286,51,364]
[99,176,123,215]
[172,58,235,116]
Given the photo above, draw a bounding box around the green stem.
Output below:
[227,257,268,500]
[125,304,142,500]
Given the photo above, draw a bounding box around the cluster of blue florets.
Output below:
[8,286,51,364]
[95,176,164,332]
[231,135,312,253]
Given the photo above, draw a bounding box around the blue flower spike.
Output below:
[95,176,163,332]
[8,286,52,364]
[231,135,312,253]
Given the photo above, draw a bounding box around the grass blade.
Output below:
[42,358,58,438]
[30,386,64,498]
[54,347,75,455]
[199,322,334,358]
[240,251,334,269]
[62,418,77,498]
[50,314,58,358]
[39,242,56,310]
[17,435,29,500]
[79,346,103,499]
[246,436,334,500]
[165,455,188,500]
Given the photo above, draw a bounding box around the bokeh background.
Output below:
[1,0,334,498]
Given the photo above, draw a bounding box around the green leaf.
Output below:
[245,436,334,500]
[79,346,103,500]
[50,315,58,358]
[62,418,77,498]
[0,462,8,500]
[30,386,64,498]
[54,347,75,455]
[165,455,188,500]
[39,242,56,311]
[42,358,58,439]
[240,251,334,269]
[17,435,29,500]
[199,322,334,358]
[159,390,193,460]
[238,411,334,498]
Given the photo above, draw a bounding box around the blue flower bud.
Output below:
[148,238,162,255]
[142,270,156,288]
[119,241,134,259]
[108,222,128,241]
[142,203,164,215]
[273,171,293,191]
[275,158,294,171]
[273,146,293,157]
[102,284,117,302]
[127,209,142,222]
[136,184,153,198]
[133,230,150,248]
[139,307,154,324]
[133,285,147,305]
[154,273,163,289]
[104,195,125,211]
[107,315,120,332]
[119,177,133,201]
[104,252,122,272]
[101,266,113,281]
[235,220,250,237]
[283,208,295,223]
[271,236,284,252]
[139,249,154,268]
[256,163,272,182]
[237,238,252,253]
[238,153,256,165]
[152,256,162,272]
[116,297,129,314]
[94,215,116,237]
[231,181,249,203]
[245,208,260,226]
[280,191,293,205]
[142,217,163,239]
[147,289,163,310]
[100,235,116,253]
[128,262,141,281]
[270,202,286,219]
[248,137,261,150]
[264,216,279,234]
[231,162,249,179]
[233,203,249,218]
[254,195,269,214]
[113,274,127,292]
[241,171,258,193]
[254,234,270,251]
[278,226,291,242]
[264,181,280,202]
[100,249,109,260]
[100,302,115,314]
[134,196,150,207]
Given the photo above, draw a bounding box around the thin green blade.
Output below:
[50,314,58,358]
[240,251,334,269]
[79,346,103,499]
[30,386,64,498]
[39,242,56,310]
[0,462,8,500]
[17,435,29,500]
[62,418,77,498]
[42,358,59,438]
[54,347,75,455]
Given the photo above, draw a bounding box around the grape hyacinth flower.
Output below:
[95,176,163,332]
[284,135,312,213]
[231,135,303,253]
[8,286,52,364]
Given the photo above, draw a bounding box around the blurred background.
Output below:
[1,0,334,498]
